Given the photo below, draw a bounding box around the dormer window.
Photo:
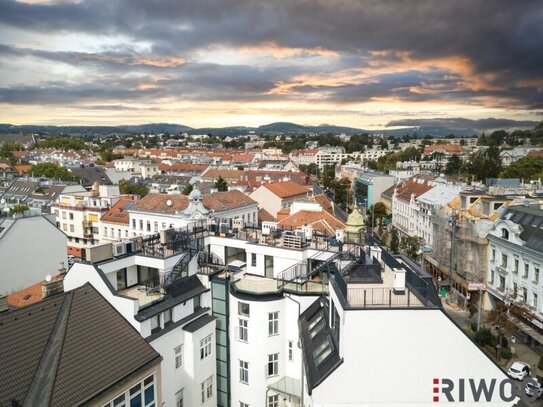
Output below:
[501,228,509,240]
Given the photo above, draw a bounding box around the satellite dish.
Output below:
[0,198,5,204]
[166,199,172,207]
[45,274,52,282]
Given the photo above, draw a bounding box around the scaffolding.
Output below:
[426,205,493,308]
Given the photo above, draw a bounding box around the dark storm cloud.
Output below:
[0,0,541,109]
[386,118,542,131]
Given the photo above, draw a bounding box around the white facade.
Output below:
[249,186,309,218]
[0,214,68,295]
[63,248,217,407]
[52,185,121,256]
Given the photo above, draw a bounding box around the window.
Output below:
[102,375,155,407]
[139,220,143,230]
[501,228,509,240]
[288,341,293,361]
[267,394,279,407]
[62,223,67,231]
[533,293,538,309]
[535,268,540,284]
[151,315,160,334]
[69,213,74,220]
[200,335,212,359]
[163,309,172,327]
[524,263,530,278]
[499,276,505,292]
[176,389,184,407]
[240,403,249,407]
[267,353,278,377]
[522,288,528,303]
[146,221,151,232]
[62,211,66,219]
[154,221,158,232]
[514,259,519,274]
[501,254,508,268]
[239,360,249,384]
[239,319,248,342]
[69,224,74,233]
[132,219,136,229]
[251,253,256,267]
[194,295,201,311]
[175,344,183,369]
[201,376,213,403]
[268,312,279,336]
[238,302,250,317]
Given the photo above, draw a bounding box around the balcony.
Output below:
[231,274,328,296]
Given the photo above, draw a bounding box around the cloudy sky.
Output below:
[0,0,542,128]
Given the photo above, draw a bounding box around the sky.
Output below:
[0,0,542,130]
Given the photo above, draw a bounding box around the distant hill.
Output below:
[0,122,481,137]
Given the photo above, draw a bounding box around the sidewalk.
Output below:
[442,299,542,376]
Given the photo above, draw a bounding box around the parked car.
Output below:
[525,378,543,398]
[507,361,530,380]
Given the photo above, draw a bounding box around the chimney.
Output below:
[41,276,64,298]
[0,295,8,313]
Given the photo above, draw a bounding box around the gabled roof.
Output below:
[278,208,345,235]
[262,180,310,199]
[423,144,467,155]
[258,208,276,223]
[394,177,435,203]
[0,283,161,407]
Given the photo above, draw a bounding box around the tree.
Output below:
[464,146,502,182]
[215,176,228,192]
[118,179,149,198]
[390,227,399,253]
[486,303,517,348]
[444,154,462,177]
[369,202,388,227]
[182,183,193,195]
[400,236,422,260]
[328,177,351,207]
[9,204,29,214]
[0,141,24,158]
[30,163,78,181]
[501,156,543,181]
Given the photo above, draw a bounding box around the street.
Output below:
[442,300,543,406]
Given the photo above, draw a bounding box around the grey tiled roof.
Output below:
[0,283,161,407]
[183,313,217,333]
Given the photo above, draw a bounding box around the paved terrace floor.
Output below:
[119,285,162,307]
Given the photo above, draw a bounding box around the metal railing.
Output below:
[347,287,422,307]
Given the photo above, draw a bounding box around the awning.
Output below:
[268,376,302,399]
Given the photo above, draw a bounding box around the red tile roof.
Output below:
[13,164,32,173]
[263,180,310,199]
[258,208,276,222]
[527,150,543,158]
[424,144,466,155]
[394,177,435,203]
[7,275,64,309]
[130,190,256,214]
[278,209,345,235]
[202,168,245,181]
[100,196,138,225]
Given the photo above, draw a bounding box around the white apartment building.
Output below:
[113,157,159,178]
[64,236,217,407]
[416,183,462,246]
[63,214,518,406]
[486,204,543,351]
[52,184,121,257]
[128,188,259,237]
[99,195,138,243]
